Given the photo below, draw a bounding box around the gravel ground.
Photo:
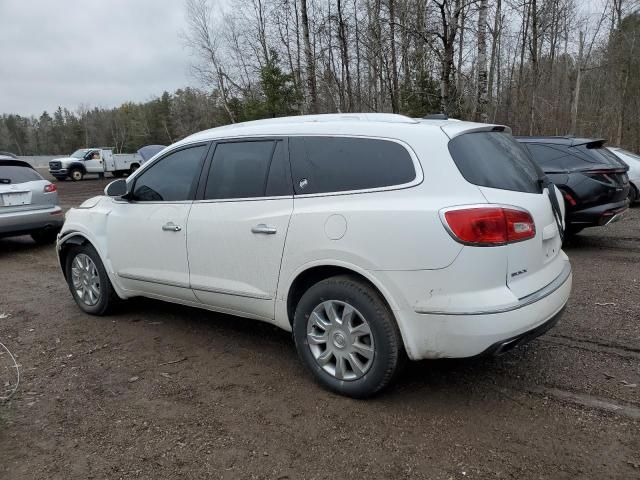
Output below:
[1,174,639,479]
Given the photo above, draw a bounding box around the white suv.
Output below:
[57,114,572,397]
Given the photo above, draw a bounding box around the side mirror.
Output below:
[105,179,128,197]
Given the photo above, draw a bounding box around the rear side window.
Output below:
[204,140,291,200]
[448,132,542,194]
[0,165,43,184]
[289,136,416,194]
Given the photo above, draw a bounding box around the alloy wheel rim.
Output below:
[72,171,82,180]
[307,300,375,381]
[71,253,101,306]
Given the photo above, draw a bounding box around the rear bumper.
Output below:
[0,206,64,237]
[568,199,628,227]
[388,261,572,360]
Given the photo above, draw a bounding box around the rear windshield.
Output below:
[0,165,43,184]
[526,143,626,171]
[448,131,542,194]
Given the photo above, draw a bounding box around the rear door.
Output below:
[187,138,293,321]
[446,129,565,299]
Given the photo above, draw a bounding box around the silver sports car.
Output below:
[0,156,64,244]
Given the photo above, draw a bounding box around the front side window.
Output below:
[131,144,207,202]
[288,136,416,194]
[204,140,291,199]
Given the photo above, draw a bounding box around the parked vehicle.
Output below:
[608,147,640,205]
[49,148,142,181]
[516,137,629,235]
[57,114,572,397]
[137,145,167,164]
[0,158,63,243]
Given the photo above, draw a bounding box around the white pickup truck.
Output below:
[48,148,142,181]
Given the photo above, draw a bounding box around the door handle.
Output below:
[162,222,182,232]
[251,224,277,234]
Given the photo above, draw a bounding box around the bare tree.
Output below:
[475,0,488,122]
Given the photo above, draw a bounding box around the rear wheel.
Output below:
[69,168,84,181]
[31,228,59,245]
[293,275,404,398]
[129,163,140,175]
[64,244,119,315]
[629,184,638,205]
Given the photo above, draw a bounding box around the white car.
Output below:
[56,113,572,397]
[609,147,640,204]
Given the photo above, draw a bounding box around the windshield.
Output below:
[70,149,90,158]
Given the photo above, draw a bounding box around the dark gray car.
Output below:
[0,157,64,243]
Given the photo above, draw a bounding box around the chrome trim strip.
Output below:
[117,273,191,290]
[415,261,571,316]
[191,284,273,300]
[117,273,273,301]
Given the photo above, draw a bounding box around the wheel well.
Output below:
[68,163,86,174]
[286,265,392,326]
[58,234,91,278]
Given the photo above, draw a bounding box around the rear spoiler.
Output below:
[569,139,606,149]
[0,159,35,170]
[440,123,512,139]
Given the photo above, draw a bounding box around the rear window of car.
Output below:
[526,143,626,171]
[448,131,542,194]
[0,165,43,184]
[289,136,416,194]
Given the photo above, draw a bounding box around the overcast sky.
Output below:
[0,0,611,118]
[0,0,194,117]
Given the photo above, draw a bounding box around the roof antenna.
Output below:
[423,113,449,120]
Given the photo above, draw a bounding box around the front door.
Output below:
[106,143,209,302]
[187,139,293,320]
[84,150,104,173]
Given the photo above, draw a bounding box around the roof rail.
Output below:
[423,113,449,120]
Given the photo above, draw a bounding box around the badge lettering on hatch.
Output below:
[511,269,528,278]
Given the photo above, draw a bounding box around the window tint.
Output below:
[265,141,293,196]
[0,165,43,184]
[448,132,542,194]
[289,136,416,194]
[132,145,206,201]
[204,140,287,199]
[526,143,625,171]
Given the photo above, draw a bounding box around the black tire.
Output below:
[129,163,140,175]
[30,228,59,245]
[64,243,119,315]
[629,184,638,206]
[69,168,84,181]
[293,275,404,398]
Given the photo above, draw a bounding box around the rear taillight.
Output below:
[442,207,536,246]
[44,183,57,193]
[562,190,577,207]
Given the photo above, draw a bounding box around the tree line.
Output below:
[1,0,639,156]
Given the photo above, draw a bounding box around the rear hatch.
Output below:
[0,162,51,213]
[445,126,566,299]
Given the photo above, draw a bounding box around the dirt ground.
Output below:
[1,173,639,480]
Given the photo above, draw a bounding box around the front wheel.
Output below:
[293,275,404,398]
[69,168,84,181]
[629,184,638,206]
[64,244,119,315]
